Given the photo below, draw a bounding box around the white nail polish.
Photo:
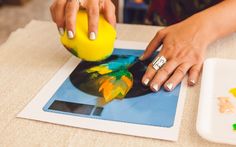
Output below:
[59,27,64,36]
[67,30,74,39]
[189,80,196,85]
[152,84,159,92]
[143,79,150,85]
[166,83,173,91]
[139,55,144,60]
[89,32,96,40]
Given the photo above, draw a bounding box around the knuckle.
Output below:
[171,58,180,64]
[159,67,171,76]
[88,7,99,16]
[175,66,187,75]
[106,16,113,23]
[55,19,64,26]
[158,31,164,37]
[164,44,175,52]
[66,20,73,28]
[106,14,115,22]
[158,29,166,37]
[196,55,204,62]
[191,66,202,74]
[145,64,156,76]
[66,12,74,21]
[147,63,154,70]
[55,1,65,10]
[65,6,73,14]
[57,0,65,6]
[65,13,75,24]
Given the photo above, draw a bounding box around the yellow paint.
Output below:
[86,65,112,75]
[98,76,133,103]
[229,88,236,98]
[61,11,116,61]
[98,77,114,101]
[121,76,133,88]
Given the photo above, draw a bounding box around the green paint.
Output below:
[108,69,133,80]
[233,123,236,131]
[70,48,78,57]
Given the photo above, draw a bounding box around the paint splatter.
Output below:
[84,56,136,102]
[97,69,133,102]
[229,88,236,98]
[70,55,151,104]
[233,124,236,131]
[218,97,235,113]
[70,54,153,105]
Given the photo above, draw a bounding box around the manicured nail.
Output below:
[143,79,150,86]
[152,84,159,92]
[67,30,74,39]
[89,32,96,40]
[58,27,64,36]
[139,55,144,60]
[166,83,173,91]
[189,80,196,86]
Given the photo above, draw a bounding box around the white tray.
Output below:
[197,58,236,145]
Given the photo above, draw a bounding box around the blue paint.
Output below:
[106,55,137,71]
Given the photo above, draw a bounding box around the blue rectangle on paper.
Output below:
[43,48,181,127]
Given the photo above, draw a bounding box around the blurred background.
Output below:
[0,0,217,45]
[0,0,52,44]
[0,0,156,45]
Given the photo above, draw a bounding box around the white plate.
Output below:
[197,58,236,145]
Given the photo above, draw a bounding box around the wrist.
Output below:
[188,13,218,48]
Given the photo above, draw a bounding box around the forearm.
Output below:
[191,0,236,44]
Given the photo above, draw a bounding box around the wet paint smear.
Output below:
[229,88,236,98]
[233,124,236,131]
[69,55,154,104]
[218,97,235,114]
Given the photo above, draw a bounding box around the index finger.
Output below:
[140,30,166,61]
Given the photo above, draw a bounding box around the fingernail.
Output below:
[139,55,144,60]
[89,32,96,40]
[152,84,159,92]
[166,83,173,91]
[58,27,64,36]
[143,79,150,86]
[189,80,196,86]
[67,30,74,39]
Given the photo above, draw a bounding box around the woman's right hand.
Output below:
[50,0,116,40]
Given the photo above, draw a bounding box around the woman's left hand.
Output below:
[140,15,213,92]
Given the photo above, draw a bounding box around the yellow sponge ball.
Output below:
[61,11,116,61]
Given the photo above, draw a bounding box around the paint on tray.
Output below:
[229,88,236,98]
[233,123,236,131]
[217,97,235,114]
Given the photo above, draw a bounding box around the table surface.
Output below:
[0,20,236,147]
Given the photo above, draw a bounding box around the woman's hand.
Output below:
[140,15,214,92]
[50,0,116,40]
